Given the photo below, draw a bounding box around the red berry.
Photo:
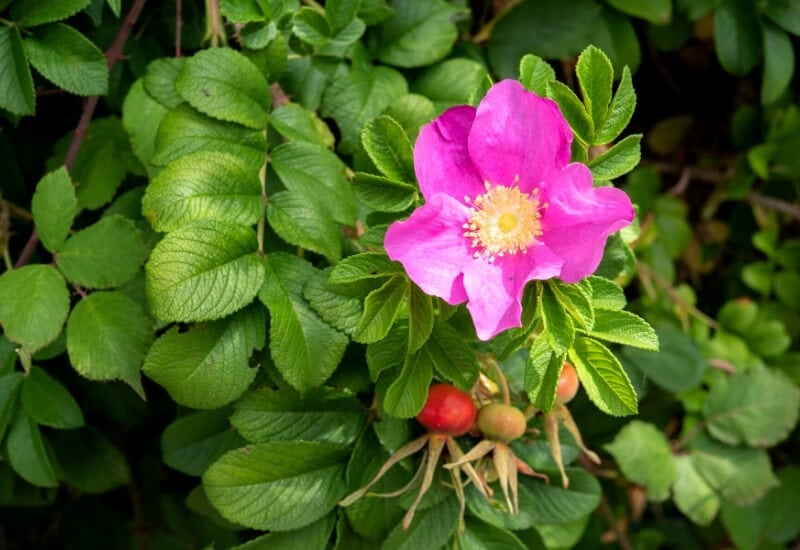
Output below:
[477,403,527,442]
[556,362,580,404]
[416,384,476,436]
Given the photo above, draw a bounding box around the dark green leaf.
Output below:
[585,7,641,77]
[540,283,575,355]
[366,323,407,380]
[459,518,527,550]
[303,268,366,334]
[761,22,794,104]
[21,366,83,429]
[620,325,706,393]
[0,26,35,116]
[408,284,434,353]
[50,428,130,493]
[525,335,565,413]
[162,409,246,476]
[267,190,341,263]
[424,322,480,391]
[361,115,415,183]
[4,411,57,487]
[383,351,433,418]
[604,420,676,501]
[607,0,672,24]
[0,372,24,442]
[31,166,76,253]
[588,134,642,181]
[764,0,800,36]
[11,0,90,26]
[568,337,638,416]
[352,172,417,212]
[713,0,763,75]
[353,275,408,343]
[328,252,403,284]
[383,494,460,549]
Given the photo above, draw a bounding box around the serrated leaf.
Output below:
[121,79,169,176]
[353,275,408,343]
[518,54,556,96]
[0,26,35,116]
[143,151,263,232]
[568,337,638,416]
[620,325,705,393]
[56,215,147,289]
[153,104,267,169]
[146,220,264,322]
[352,172,416,212]
[31,166,76,253]
[703,367,800,447]
[576,45,614,132]
[588,134,642,181]
[525,335,566,413]
[383,351,433,418]
[362,116,415,182]
[269,103,334,147]
[762,22,794,104]
[586,275,626,310]
[143,57,185,109]
[586,308,658,350]
[423,322,480,391]
[0,264,69,354]
[549,280,594,331]
[714,0,763,75]
[162,409,246,476]
[203,441,348,530]
[408,284,434,353]
[383,494,460,550]
[366,323,407,380]
[21,366,83,429]
[23,23,108,96]
[459,518,527,550]
[303,268,366,334]
[5,411,57,487]
[540,283,575,355]
[66,291,153,396]
[49,427,130,493]
[329,252,403,284]
[672,454,719,526]
[594,66,636,145]
[259,253,348,392]
[143,305,264,409]
[11,0,90,26]
[231,388,365,445]
[175,48,269,130]
[604,420,676,501]
[546,80,592,146]
[267,191,341,262]
[0,373,24,442]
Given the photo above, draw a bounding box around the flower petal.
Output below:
[540,164,634,283]
[414,105,485,201]
[468,80,572,192]
[384,194,472,304]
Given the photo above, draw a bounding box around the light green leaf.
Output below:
[373,0,463,68]
[604,420,676,501]
[424,322,480,391]
[383,494,460,550]
[607,0,671,24]
[0,264,69,354]
[162,409,246,476]
[259,253,348,392]
[540,283,575,355]
[231,388,365,445]
[269,103,334,147]
[267,190,341,263]
[412,58,489,113]
[586,276,626,310]
[0,372,24,442]
[586,308,658,351]
[56,215,147,289]
[23,23,108,96]
[5,411,57,488]
[714,0,763,75]
[361,116,415,183]
[576,45,614,131]
[303,268,366,335]
[761,22,794,104]
[143,151,263,232]
[11,0,90,26]
[203,441,348,530]
[549,280,594,331]
[352,172,417,212]
[175,48,269,130]
[49,427,130,493]
[143,305,264,409]
[519,54,556,96]
[703,367,800,447]
[568,337,638,416]
[122,79,169,176]
[588,134,642,181]
[328,252,403,284]
[525,335,565,413]
[146,220,264,322]
[621,325,706,393]
[408,284,434,353]
[0,26,35,116]
[594,66,636,145]
[546,80,593,146]
[325,0,361,32]
[672,454,720,526]
[383,351,433,418]
[237,514,336,549]
[66,291,154,397]
[384,93,436,141]
[353,275,408,343]
[21,366,83,429]
[31,166,76,253]
[143,57,185,109]
[534,517,590,550]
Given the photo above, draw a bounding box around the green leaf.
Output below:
[326,0,361,32]
[203,441,348,531]
[594,66,636,145]
[586,308,658,351]
[153,104,267,170]
[775,270,800,308]
[586,276,626,310]
[21,366,83,429]
[518,54,556,96]
[761,22,795,104]
[672,454,720,526]
[607,0,671,24]
[267,190,341,263]
[353,275,408,343]
[588,134,642,181]
[621,325,706,393]
[56,215,147,289]
[175,48,269,130]
[764,0,800,36]
[4,411,57,488]
[31,166,76,253]
[361,115,415,183]
[690,433,778,505]
[408,284,434,353]
[703,367,800,447]
[459,518,527,550]
[372,0,463,68]
[384,93,436,141]
[714,0,763,75]
[534,517,590,550]
[10,0,90,26]
[366,323,407,380]
[549,280,594,331]
[259,253,348,392]
[66,291,153,397]
[383,494,460,550]
[586,7,642,77]
[269,103,335,147]
[604,420,676,501]
[49,428,130,493]
[23,23,108,96]
[146,220,264,322]
[383,351,433,418]
[0,264,69,353]
[576,45,614,132]
[352,172,417,212]
[143,305,264,409]
[412,58,489,113]
[539,283,575,355]
[231,388,365,445]
[568,337,638,416]
[143,151,263,232]
[269,141,357,225]
[546,80,593,146]
[424,322,480,391]
[328,252,403,284]
[143,57,185,109]
[238,514,336,549]
[122,79,169,176]
[162,409,246,476]
[0,26,35,115]
[321,65,407,154]
[525,335,565,413]
[0,372,24,442]
[303,268,365,334]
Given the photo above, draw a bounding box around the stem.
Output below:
[175,0,183,57]
[484,354,510,406]
[636,262,720,330]
[598,494,633,550]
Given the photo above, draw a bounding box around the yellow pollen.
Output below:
[463,181,544,261]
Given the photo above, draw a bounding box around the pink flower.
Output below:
[384,80,634,340]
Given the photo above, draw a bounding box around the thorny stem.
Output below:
[13,0,148,269]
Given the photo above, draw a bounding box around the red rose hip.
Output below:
[556,362,580,404]
[416,383,477,436]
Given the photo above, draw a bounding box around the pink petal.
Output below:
[540,164,634,283]
[384,194,472,304]
[468,80,572,192]
[462,246,563,340]
[414,105,486,201]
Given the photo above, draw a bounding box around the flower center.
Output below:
[463,181,544,261]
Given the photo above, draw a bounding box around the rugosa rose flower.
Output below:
[384,79,634,340]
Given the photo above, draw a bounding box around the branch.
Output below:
[175,0,183,57]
